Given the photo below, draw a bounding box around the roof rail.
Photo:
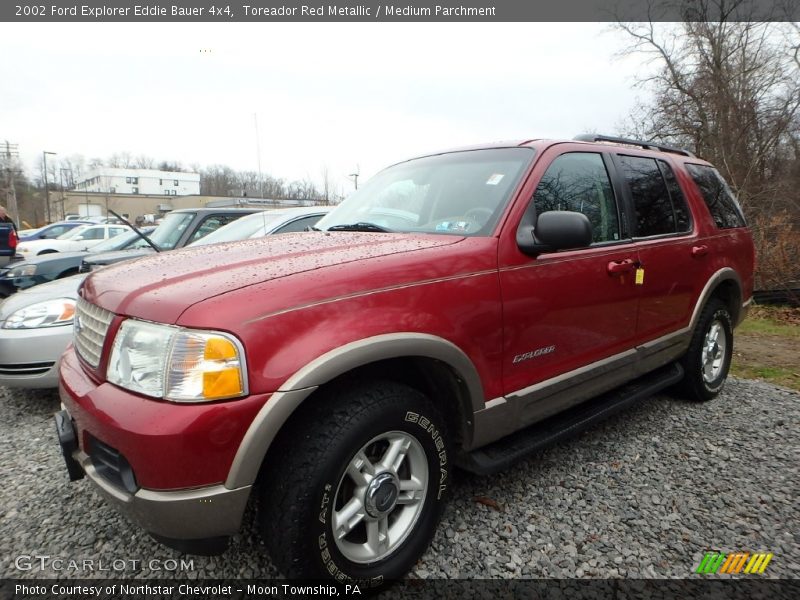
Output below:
[573,134,695,158]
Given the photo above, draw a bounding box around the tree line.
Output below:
[1,152,342,226]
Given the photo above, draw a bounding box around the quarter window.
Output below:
[82,228,105,240]
[534,152,620,243]
[686,164,746,229]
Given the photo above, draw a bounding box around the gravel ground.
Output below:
[1,378,798,582]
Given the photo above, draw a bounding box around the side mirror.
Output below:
[517,210,593,256]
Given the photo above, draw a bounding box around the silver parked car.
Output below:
[0,274,84,388]
[0,206,331,389]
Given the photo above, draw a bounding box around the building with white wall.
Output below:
[73,168,200,196]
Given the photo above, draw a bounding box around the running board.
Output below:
[457,363,684,476]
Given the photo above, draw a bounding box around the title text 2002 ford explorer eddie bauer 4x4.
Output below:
[56,135,754,583]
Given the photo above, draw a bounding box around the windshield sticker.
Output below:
[486,173,505,186]
[435,221,469,233]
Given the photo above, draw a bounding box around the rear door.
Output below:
[611,153,702,341]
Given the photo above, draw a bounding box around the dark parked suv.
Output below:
[78,208,258,272]
[57,135,754,584]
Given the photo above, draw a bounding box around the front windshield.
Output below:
[189,211,283,246]
[148,212,194,250]
[316,148,534,236]
[57,225,90,240]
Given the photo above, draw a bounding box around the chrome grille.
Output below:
[74,299,115,368]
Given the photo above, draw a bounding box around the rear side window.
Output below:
[618,155,690,237]
[81,227,105,240]
[273,215,324,234]
[189,214,243,243]
[686,164,746,229]
[534,152,620,243]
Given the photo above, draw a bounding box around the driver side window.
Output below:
[534,152,620,243]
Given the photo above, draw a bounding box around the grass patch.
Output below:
[733,304,800,392]
[731,364,799,389]
[737,314,800,338]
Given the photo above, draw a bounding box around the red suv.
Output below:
[56,135,754,583]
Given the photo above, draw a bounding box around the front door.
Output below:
[499,149,640,426]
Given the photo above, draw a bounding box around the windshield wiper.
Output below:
[326,222,393,233]
[108,209,162,253]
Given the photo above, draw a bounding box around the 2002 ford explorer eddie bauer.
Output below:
[56,135,754,584]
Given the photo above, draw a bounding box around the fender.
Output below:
[689,267,745,328]
[224,333,485,489]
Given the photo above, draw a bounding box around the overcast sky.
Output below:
[1,22,652,194]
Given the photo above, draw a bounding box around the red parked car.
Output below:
[56,135,754,584]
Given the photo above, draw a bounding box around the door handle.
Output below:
[607,259,636,275]
[691,245,709,258]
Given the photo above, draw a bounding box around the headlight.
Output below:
[5,264,37,278]
[107,319,246,403]
[3,298,75,329]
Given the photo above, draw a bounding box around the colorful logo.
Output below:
[695,552,773,575]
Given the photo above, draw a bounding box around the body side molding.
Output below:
[471,267,744,451]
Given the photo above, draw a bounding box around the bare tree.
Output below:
[108,151,134,168]
[60,154,86,187]
[615,0,800,290]
[134,154,155,169]
[261,175,285,199]
[158,160,184,172]
[286,178,321,201]
[616,18,799,205]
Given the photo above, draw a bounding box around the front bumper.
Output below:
[0,323,72,388]
[57,347,270,543]
[56,408,250,541]
[0,274,42,296]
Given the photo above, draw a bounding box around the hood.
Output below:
[82,232,463,322]
[0,274,86,320]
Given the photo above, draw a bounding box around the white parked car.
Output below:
[16,224,130,257]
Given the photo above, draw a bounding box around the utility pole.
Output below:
[349,166,360,190]
[59,167,71,221]
[254,113,264,199]
[42,151,56,223]
[2,140,20,228]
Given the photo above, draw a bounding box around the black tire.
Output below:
[260,379,452,583]
[678,298,733,401]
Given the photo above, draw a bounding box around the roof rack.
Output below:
[573,134,695,158]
